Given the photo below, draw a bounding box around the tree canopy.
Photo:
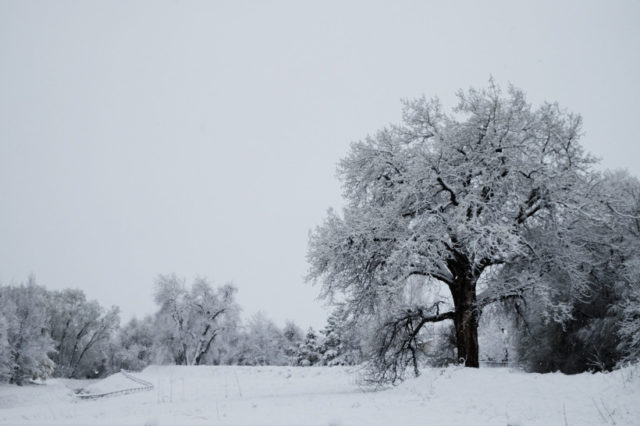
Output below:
[308,81,600,373]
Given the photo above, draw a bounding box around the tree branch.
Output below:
[477,291,524,309]
[405,269,453,286]
[436,177,460,206]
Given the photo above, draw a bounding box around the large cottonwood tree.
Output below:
[307,82,596,371]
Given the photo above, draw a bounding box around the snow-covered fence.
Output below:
[75,370,154,400]
[479,360,519,368]
[121,369,153,388]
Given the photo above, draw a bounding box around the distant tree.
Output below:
[238,312,288,366]
[1,277,54,384]
[320,307,362,366]
[620,285,640,363]
[297,328,322,366]
[0,299,12,381]
[154,274,239,365]
[47,288,120,378]
[111,316,155,372]
[282,321,304,364]
[320,317,342,366]
[47,288,83,374]
[308,82,597,378]
[203,319,242,365]
[609,171,640,364]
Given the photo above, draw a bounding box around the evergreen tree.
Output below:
[320,308,362,366]
[282,320,304,364]
[297,328,322,366]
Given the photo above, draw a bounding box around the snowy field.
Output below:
[1,365,639,426]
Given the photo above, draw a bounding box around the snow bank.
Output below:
[0,365,638,425]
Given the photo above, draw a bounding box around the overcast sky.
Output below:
[1,0,639,329]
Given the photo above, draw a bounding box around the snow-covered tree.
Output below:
[297,328,322,366]
[320,307,362,366]
[0,301,11,381]
[609,171,640,364]
[620,285,640,363]
[308,82,597,376]
[237,312,288,366]
[111,315,155,372]
[282,320,304,364]
[202,319,242,365]
[154,274,239,365]
[1,278,55,384]
[47,288,120,378]
[496,170,640,372]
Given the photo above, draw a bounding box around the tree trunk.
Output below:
[194,331,218,366]
[450,271,480,368]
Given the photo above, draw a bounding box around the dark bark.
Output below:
[447,257,480,368]
[56,318,71,366]
[69,321,92,368]
[71,327,103,378]
[174,350,185,365]
[194,330,218,365]
[452,286,479,367]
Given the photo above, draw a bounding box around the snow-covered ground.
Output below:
[1,365,639,426]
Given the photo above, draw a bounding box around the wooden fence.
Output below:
[75,370,154,400]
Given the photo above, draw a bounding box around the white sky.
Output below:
[1,0,639,329]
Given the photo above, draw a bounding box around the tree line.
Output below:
[0,274,362,385]
[2,82,639,386]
